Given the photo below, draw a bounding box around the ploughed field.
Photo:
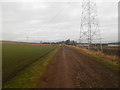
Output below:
[2,44,57,83]
[82,46,119,57]
[102,47,119,57]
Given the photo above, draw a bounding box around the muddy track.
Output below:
[38,46,118,88]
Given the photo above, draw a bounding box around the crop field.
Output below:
[2,44,58,84]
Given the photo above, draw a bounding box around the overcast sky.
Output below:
[0,0,119,43]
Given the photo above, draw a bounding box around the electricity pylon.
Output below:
[79,0,102,51]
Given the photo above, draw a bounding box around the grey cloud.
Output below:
[1,0,118,43]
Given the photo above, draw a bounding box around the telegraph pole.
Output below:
[26,36,29,42]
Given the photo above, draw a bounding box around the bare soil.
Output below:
[38,46,118,88]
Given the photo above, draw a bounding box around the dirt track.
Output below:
[39,46,118,88]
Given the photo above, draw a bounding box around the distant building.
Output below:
[108,44,120,47]
[108,42,120,47]
[77,43,89,47]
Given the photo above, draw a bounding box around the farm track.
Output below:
[3,47,56,83]
[39,46,118,88]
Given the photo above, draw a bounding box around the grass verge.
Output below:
[3,47,59,88]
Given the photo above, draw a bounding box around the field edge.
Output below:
[3,46,59,88]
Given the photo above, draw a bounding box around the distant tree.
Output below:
[71,41,77,45]
[40,41,42,44]
[65,39,71,45]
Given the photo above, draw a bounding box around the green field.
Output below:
[2,44,58,87]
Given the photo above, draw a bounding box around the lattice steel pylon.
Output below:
[79,0,102,51]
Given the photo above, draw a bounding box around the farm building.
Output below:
[108,42,120,47]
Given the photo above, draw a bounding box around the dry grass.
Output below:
[28,43,58,46]
[1,41,58,46]
[2,41,27,45]
[70,46,119,64]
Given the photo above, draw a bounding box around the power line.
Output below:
[31,1,72,35]
[28,1,73,42]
